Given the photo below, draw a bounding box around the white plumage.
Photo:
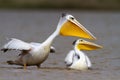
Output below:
[2,38,55,52]
[65,50,92,70]
[65,50,74,66]
[65,39,102,70]
[3,38,31,50]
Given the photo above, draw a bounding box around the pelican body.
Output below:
[65,39,102,70]
[1,13,96,69]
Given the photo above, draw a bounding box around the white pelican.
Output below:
[1,13,96,69]
[65,39,102,70]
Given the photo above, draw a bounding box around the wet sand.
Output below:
[0,10,120,80]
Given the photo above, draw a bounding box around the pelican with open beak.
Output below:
[65,39,102,70]
[1,13,96,69]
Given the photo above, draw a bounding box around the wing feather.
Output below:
[1,38,31,52]
[85,54,92,68]
[65,50,75,66]
[30,42,41,47]
[30,42,55,53]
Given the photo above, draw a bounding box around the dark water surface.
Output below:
[0,10,120,80]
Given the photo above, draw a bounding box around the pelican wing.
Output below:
[30,42,41,46]
[85,54,92,68]
[30,42,55,53]
[65,50,75,66]
[1,38,31,52]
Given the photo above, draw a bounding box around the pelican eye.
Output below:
[70,17,74,20]
[80,39,83,42]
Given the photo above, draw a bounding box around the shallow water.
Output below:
[0,10,120,80]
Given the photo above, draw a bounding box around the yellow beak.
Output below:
[59,14,96,40]
[77,40,102,50]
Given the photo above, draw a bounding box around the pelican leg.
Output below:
[23,63,27,70]
[36,64,41,69]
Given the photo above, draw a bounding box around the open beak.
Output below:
[59,14,96,40]
[77,40,102,50]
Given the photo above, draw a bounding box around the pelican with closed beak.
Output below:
[65,39,102,70]
[1,13,96,69]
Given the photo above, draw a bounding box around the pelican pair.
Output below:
[65,39,102,70]
[1,13,96,69]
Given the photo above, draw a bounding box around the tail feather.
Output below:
[7,60,16,65]
[7,60,22,65]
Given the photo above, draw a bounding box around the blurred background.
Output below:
[0,0,120,10]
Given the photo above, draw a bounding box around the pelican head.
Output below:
[73,39,102,50]
[56,13,96,40]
